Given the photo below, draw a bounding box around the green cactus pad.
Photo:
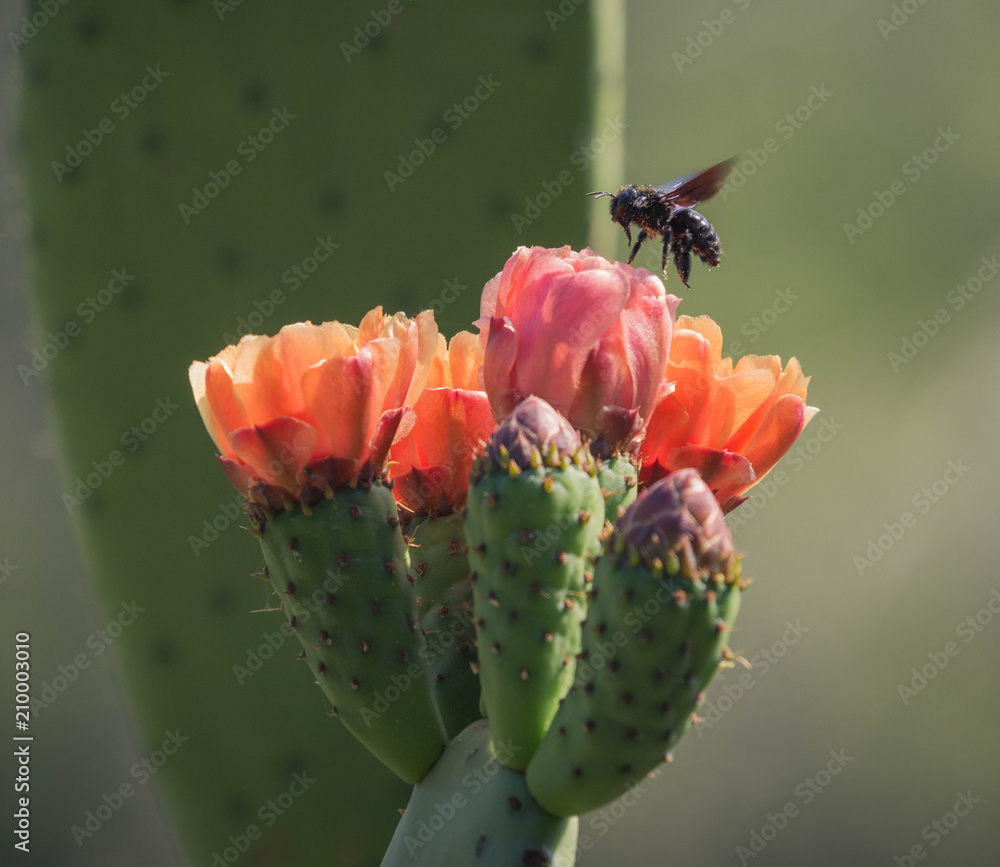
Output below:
[466,455,604,770]
[409,512,481,739]
[256,482,446,783]
[526,552,742,817]
[596,454,638,525]
[381,718,578,867]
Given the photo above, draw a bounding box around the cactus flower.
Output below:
[477,245,680,456]
[388,332,495,515]
[189,307,438,509]
[639,314,817,512]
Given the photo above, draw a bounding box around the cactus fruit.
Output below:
[254,479,446,784]
[526,469,743,817]
[465,397,605,770]
[380,718,579,867]
[409,512,481,739]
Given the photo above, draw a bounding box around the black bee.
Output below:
[587,157,735,288]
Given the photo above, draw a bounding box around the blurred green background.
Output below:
[2,0,998,865]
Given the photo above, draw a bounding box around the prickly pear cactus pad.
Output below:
[526,469,744,818]
[381,719,579,867]
[409,513,482,740]
[254,481,447,784]
[466,397,605,771]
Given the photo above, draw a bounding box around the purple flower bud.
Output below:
[615,468,734,579]
[485,396,582,469]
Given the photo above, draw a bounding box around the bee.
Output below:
[587,157,735,288]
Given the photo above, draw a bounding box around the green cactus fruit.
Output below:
[381,718,579,867]
[596,454,638,525]
[526,469,744,817]
[409,512,481,739]
[466,398,604,770]
[254,480,446,784]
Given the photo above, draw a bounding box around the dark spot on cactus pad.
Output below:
[662,729,675,742]
[349,678,360,690]
[508,610,518,621]
[287,537,299,553]
[491,642,501,654]
[328,706,338,717]
[139,128,167,156]
[349,504,362,518]
[508,795,522,812]
[398,650,408,662]
[316,662,326,674]
[583,683,594,694]
[626,728,640,741]
[370,601,382,614]
[521,848,552,867]
[572,767,582,777]
[621,692,634,706]
[148,638,175,666]
[387,513,400,528]
[243,82,266,108]
[217,246,243,275]
[319,189,342,214]
[583,720,595,732]
[283,582,295,596]
[542,631,554,643]
[475,835,487,856]
[359,640,370,652]
[620,588,634,602]
[319,630,332,645]
[324,593,337,606]
[520,668,529,680]
[208,588,236,615]
[607,660,620,674]
[24,62,50,87]
[594,622,607,636]
[621,763,633,773]
[289,616,297,630]
[76,15,105,42]
[525,37,553,63]
[639,628,653,645]
[383,560,397,574]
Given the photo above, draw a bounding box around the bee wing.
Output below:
[657,157,736,208]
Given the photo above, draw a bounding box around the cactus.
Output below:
[526,469,744,817]
[381,718,578,867]
[253,480,446,784]
[409,512,481,739]
[465,398,605,770]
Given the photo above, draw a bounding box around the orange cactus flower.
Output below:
[189,308,439,510]
[638,314,817,513]
[477,246,680,456]
[388,331,496,515]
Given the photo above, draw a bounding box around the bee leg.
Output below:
[671,232,693,289]
[660,225,673,277]
[627,229,648,265]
